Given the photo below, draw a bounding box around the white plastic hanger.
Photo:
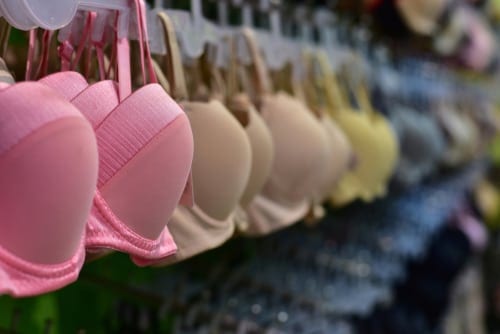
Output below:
[261,0,288,70]
[148,0,220,60]
[313,9,338,70]
[146,0,167,55]
[232,0,253,28]
[213,0,232,69]
[165,0,207,59]
[232,0,254,66]
[217,0,229,28]
[295,6,313,47]
[289,5,314,89]
[0,0,130,37]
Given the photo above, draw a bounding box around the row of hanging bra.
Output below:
[0,0,496,298]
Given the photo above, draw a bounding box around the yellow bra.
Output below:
[316,52,399,206]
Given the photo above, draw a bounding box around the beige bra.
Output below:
[151,13,252,264]
[167,99,251,262]
[302,52,353,204]
[240,29,331,235]
[223,38,275,213]
[228,95,274,210]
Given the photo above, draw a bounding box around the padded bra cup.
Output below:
[245,93,330,235]
[437,108,479,166]
[366,113,399,196]
[260,93,330,205]
[0,82,98,264]
[391,109,446,186]
[316,115,352,201]
[331,110,398,204]
[0,82,98,296]
[238,102,274,208]
[180,100,252,220]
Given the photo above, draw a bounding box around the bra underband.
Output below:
[135,205,248,266]
[245,193,310,236]
[0,239,85,297]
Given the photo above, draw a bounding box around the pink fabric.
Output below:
[0,82,98,296]
[71,80,119,127]
[461,15,495,71]
[0,239,85,297]
[455,212,489,253]
[86,192,177,263]
[0,82,82,155]
[39,72,89,101]
[89,85,182,187]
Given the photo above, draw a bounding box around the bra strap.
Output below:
[35,30,54,79]
[316,51,348,113]
[133,0,157,85]
[157,11,188,101]
[25,30,37,81]
[240,28,273,104]
[115,0,157,101]
[0,18,11,59]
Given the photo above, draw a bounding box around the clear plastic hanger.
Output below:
[213,0,232,70]
[0,0,130,37]
[313,8,349,73]
[232,0,285,70]
[235,0,253,28]
[231,0,254,66]
[148,0,218,60]
[257,0,288,71]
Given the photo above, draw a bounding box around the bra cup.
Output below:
[99,115,194,239]
[71,81,120,128]
[438,108,479,166]
[331,111,379,204]
[0,112,97,264]
[86,84,193,241]
[39,72,89,101]
[392,111,428,185]
[439,108,465,165]
[317,116,352,200]
[182,100,252,221]
[460,115,480,161]
[373,113,399,187]
[260,93,330,206]
[294,103,332,203]
[392,109,446,186]
[240,106,275,208]
[331,110,398,204]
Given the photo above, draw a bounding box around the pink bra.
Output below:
[0,81,98,296]
[40,71,194,265]
[37,1,194,265]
